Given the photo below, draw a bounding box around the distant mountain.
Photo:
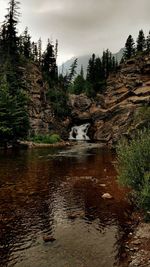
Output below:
[58,55,91,76]
[58,48,124,76]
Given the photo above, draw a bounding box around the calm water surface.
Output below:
[0,143,130,267]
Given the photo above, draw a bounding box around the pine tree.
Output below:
[69,65,86,95]
[55,39,58,60]
[2,0,20,57]
[137,30,146,53]
[22,27,31,58]
[67,58,78,83]
[71,75,85,95]
[0,0,30,146]
[101,51,106,78]
[80,65,84,78]
[146,31,150,53]
[42,39,58,82]
[38,38,42,64]
[33,42,38,61]
[120,57,125,64]
[123,35,135,60]
[112,56,118,72]
[101,49,115,78]
[94,57,103,82]
[103,49,112,78]
[112,56,116,70]
[87,54,96,83]
[0,77,29,147]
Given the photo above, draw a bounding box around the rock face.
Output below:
[68,55,150,145]
[68,94,92,121]
[25,56,150,142]
[25,62,71,138]
[25,62,54,135]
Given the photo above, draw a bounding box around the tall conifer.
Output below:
[137,30,146,52]
[123,35,135,60]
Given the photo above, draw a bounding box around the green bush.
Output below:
[29,134,61,144]
[140,173,150,210]
[116,128,150,213]
[134,105,150,127]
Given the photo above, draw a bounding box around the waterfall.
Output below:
[69,123,90,141]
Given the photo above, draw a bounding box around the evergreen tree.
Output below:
[120,57,125,64]
[123,35,135,60]
[94,57,103,83]
[86,50,117,95]
[2,0,20,57]
[137,30,146,53]
[18,34,24,55]
[0,77,29,147]
[67,58,78,83]
[22,27,31,58]
[112,56,116,70]
[55,39,58,60]
[102,49,113,78]
[80,65,84,78]
[146,31,150,53]
[87,53,96,83]
[101,49,117,78]
[69,66,86,95]
[69,75,85,95]
[32,42,38,61]
[0,0,30,146]
[101,51,106,78]
[38,38,42,64]
[42,39,58,82]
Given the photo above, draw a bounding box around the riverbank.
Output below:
[20,140,74,148]
[120,210,150,267]
[125,213,150,267]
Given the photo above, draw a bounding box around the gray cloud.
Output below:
[0,0,150,64]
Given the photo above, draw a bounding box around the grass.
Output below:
[29,134,61,144]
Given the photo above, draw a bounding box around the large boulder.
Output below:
[68,94,92,121]
[68,93,92,112]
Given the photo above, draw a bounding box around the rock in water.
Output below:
[102,193,113,199]
[43,236,56,243]
[99,184,106,187]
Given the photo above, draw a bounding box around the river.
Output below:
[0,143,131,267]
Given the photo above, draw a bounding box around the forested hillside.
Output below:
[0,0,150,147]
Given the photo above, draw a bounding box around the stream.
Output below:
[0,143,131,267]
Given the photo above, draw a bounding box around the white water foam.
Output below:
[69,123,90,141]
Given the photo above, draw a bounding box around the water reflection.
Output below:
[0,143,130,267]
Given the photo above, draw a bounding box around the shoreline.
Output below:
[19,140,74,148]
[122,211,150,267]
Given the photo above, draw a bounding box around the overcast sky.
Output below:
[0,0,150,65]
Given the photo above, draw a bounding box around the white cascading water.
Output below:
[69,123,90,141]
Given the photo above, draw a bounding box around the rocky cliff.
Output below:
[24,62,53,136]
[25,55,150,143]
[25,62,70,138]
[68,55,150,145]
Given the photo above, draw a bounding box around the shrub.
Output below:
[48,134,61,144]
[29,134,61,144]
[134,105,150,127]
[140,172,150,211]
[116,128,150,213]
